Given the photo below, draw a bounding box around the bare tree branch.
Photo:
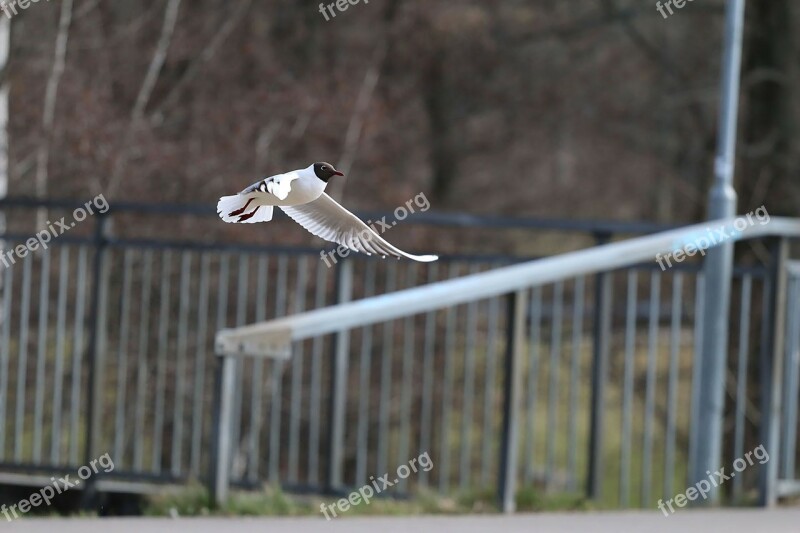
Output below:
[106,0,182,197]
[35,0,73,229]
[0,16,9,321]
[74,0,102,20]
[255,120,281,171]
[328,45,386,201]
[149,0,252,126]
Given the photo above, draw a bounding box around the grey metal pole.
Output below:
[498,289,528,513]
[212,355,237,506]
[693,0,745,503]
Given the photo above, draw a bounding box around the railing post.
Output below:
[587,233,612,500]
[693,236,736,503]
[327,258,353,490]
[759,237,789,506]
[210,353,237,506]
[587,272,612,500]
[498,289,528,513]
[81,213,109,507]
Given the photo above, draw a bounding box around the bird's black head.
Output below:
[313,162,344,182]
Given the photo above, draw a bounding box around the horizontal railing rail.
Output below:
[216,217,800,358]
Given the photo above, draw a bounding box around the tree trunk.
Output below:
[740,0,796,214]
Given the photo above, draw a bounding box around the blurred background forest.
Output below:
[5,0,797,253]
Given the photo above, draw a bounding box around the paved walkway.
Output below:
[5,508,800,532]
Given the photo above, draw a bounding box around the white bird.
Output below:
[217,162,438,262]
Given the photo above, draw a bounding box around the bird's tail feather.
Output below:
[217,195,274,224]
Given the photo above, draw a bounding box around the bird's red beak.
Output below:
[333,170,344,176]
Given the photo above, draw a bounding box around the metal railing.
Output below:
[2,197,798,512]
[1,197,668,496]
[212,217,800,511]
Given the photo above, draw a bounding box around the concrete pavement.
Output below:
[4,508,800,532]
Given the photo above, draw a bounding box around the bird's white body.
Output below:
[217,165,324,224]
[217,163,438,262]
[249,167,325,206]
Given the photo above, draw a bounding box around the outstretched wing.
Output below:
[280,193,438,262]
[240,171,299,201]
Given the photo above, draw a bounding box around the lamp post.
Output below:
[693,0,746,504]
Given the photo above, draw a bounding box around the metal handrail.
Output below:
[216,217,800,358]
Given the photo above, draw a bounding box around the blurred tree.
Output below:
[1,0,792,248]
[740,0,797,215]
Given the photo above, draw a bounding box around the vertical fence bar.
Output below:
[731,274,752,500]
[308,261,328,486]
[33,249,50,462]
[498,289,528,513]
[524,286,542,483]
[51,246,70,463]
[83,214,109,504]
[481,294,501,485]
[133,249,153,471]
[14,254,32,462]
[378,261,398,481]
[545,281,564,487]
[0,256,12,460]
[190,253,211,477]
[327,258,353,489]
[288,256,308,483]
[664,272,683,499]
[211,253,230,488]
[567,276,585,491]
[231,254,249,475]
[642,271,661,506]
[459,267,479,490]
[620,270,637,507]
[69,246,88,464]
[152,251,172,473]
[438,263,459,492]
[268,255,288,485]
[587,269,612,500]
[780,277,799,479]
[246,255,267,483]
[788,276,800,476]
[113,250,133,467]
[397,265,418,491]
[688,273,705,481]
[355,260,377,486]
[418,263,438,488]
[759,238,789,506]
[171,252,192,477]
[211,354,237,506]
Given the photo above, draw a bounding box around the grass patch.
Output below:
[142,484,593,518]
